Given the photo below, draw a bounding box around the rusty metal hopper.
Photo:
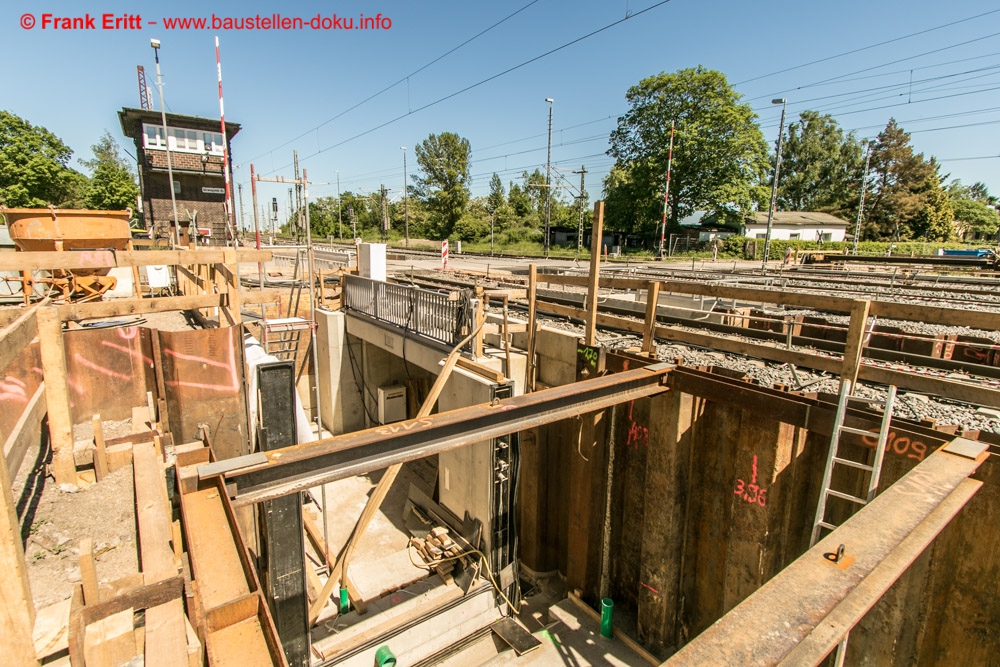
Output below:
[1,207,133,301]
[2,207,131,252]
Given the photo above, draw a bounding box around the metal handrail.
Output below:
[342,274,473,348]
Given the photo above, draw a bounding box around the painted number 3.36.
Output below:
[733,454,767,507]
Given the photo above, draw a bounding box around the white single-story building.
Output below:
[743,211,849,242]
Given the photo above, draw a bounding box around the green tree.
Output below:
[948,180,999,240]
[80,132,139,212]
[508,181,532,218]
[0,110,86,207]
[777,110,864,215]
[412,132,471,238]
[606,66,770,236]
[487,173,506,213]
[865,119,952,241]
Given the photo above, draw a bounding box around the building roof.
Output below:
[748,211,848,227]
[118,107,241,139]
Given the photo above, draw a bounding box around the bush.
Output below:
[453,214,490,242]
[718,236,971,260]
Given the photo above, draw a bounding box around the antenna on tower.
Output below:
[136,65,152,110]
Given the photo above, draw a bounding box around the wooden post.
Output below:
[79,538,99,604]
[37,307,77,486]
[0,426,37,665]
[842,299,871,388]
[585,201,605,346]
[92,415,109,481]
[526,264,539,393]
[642,280,661,355]
[474,286,485,359]
[127,240,143,299]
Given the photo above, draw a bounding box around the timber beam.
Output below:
[665,438,989,666]
[221,363,674,506]
[2,248,272,272]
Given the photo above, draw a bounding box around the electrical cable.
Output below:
[406,543,519,614]
[258,0,677,176]
[733,8,1000,85]
[239,0,544,167]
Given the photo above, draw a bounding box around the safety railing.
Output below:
[342,274,474,348]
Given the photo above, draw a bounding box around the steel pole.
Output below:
[152,44,180,248]
[658,121,676,259]
[762,100,787,270]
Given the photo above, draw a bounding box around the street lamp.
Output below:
[762,98,787,269]
[544,98,554,258]
[400,147,409,247]
[336,170,342,240]
[151,39,181,248]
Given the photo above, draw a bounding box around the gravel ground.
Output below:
[520,310,1000,435]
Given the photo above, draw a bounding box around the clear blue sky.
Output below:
[3,0,999,224]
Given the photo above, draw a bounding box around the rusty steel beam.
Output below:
[665,438,989,667]
[222,363,673,506]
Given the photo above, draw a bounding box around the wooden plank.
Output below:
[145,598,189,667]
[180,488,252,610]
[92,415,109,481]
[3,382,46,479]
[206,617,275,667]
[32,597,71,660]
[84,607,136,667]
[456,356,506,383]
[134,442,178,584]
[79,538,100,605]
[56,289,281,322]
[541,272,1000,331]
[666,444,987,666]
[36,307,76,486]
[0,298,44,374]
[584,201,605,347]
[842,299,871,386]
[0,404,37,665]
[2,249,272,272]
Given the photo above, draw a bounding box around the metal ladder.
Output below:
[810,380,898,547]
[260,249,309,361]
[810,380,897,666]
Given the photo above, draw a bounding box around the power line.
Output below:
[259,0,677,176]
[733,8,1000,85]
[238,0,543,167]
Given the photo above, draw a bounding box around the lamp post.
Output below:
[762,98,787,270]
[336,171,342,241]
[544,97,554,258]
[400,147,409,247]
[151,39,181,248]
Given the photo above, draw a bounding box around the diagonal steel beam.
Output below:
[221,363,673,506]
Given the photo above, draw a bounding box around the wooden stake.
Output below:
[585,201,605,347]
[642,280,661,355]
[79,538,99,605]
[128,239,143,299]
[93,415,109,481]
[526,264,538,393]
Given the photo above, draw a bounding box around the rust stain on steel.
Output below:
[159,326,247,461]
[63,326,156,422]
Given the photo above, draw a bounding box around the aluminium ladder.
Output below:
[810,380,898,548]
[809,380,897,666]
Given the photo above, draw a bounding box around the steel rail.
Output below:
[222,363,673,506]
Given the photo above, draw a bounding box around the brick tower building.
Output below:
[118,107,240,245]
